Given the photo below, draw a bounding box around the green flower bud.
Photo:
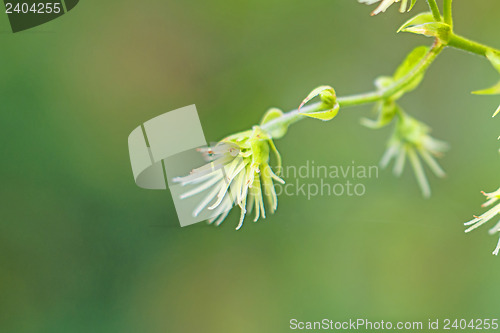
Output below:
[298,86,340,121]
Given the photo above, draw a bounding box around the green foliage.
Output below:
[472,51,500,117]
[397,12,437,32]
[260,108,288,139]
[392,45,429,97]
[398,10,452,43]
[487,51,500,73]
[362,46,429,129]
[473,51,500,96]
[401,22,451,42]
[399,12,451,43]
[473,81,500,96]
[409,0,418,11]
[298,85,340,121]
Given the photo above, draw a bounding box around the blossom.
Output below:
[173,126,284,230]
[464,188,500,256]
[380,114,447,197]
[358,0,415,16]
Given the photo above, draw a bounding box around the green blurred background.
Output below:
[1,1,500,332]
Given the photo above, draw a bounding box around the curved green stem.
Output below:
[262,41,444,135]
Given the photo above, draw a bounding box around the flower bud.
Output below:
[298,86,340,121]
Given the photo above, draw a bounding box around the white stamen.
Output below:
[380,145,398,169]
[393,144,406,177]
[493,237,500,256]
[179,173,223,199]
[489,219,500,235]
[418,148,446,178]
[465,203,500,233]
[408,148,431,198]
[192,185,221,217]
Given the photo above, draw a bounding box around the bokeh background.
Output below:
[1,1,500,332]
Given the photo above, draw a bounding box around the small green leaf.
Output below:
[401,22,451,42]
[394,46,429,80]
[260,108,288,139]
[260,108,284,125]
[389,46,429,98]
[472,81,500,96]
[486,51,500,74]
[408,0,418,11]
[471,52,500,98]
[300,106,340,121]
[298,85,340,121]
[298,86,334,110]
[397,12,436,33]
[494,105,500,117]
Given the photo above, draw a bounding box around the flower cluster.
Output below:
[464,188,500,255]
[380,113,448,198]
[173,126,284,230]
[359,0,417,16]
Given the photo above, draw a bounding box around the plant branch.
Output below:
[261,28,500,138]
[261,41,444,136]
[448,33,500,56]
[443,0,453,26]
[381,41,444,98]
[426,0,442,22]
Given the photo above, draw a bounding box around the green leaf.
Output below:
[400,22,451,42]
[298,85,340,121]
[472,81,500,95]
[260,108,288,139]
[301,106,339,121]
[361,101,398,129]
[394,46,429,80]
[409,0,418,11]
[390,46,429,97]
[397,12,436,33]
[486,51,500,74]
[471,52,500,97]
[260,108,283,125]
